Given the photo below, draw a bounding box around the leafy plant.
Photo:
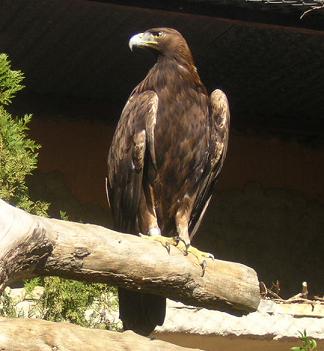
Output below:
[0,53,48,215]
[0,53,24,105]
[291,330,317,351]
[0,288,16,318]
[24,277,42,295]
[38,277,120,330]
[0,52,120,331]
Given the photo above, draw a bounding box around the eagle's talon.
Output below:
[173,236,181,246]
[139,234,178,254]
[201,260,207,277]
[184,243,191,253]
[184,245,214,274]
[172,237,189,255]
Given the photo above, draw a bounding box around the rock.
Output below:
[6,287,26,303]
[15,301,40,318]
[153,300,324,351]
[25,286,44,300]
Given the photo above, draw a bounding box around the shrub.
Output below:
[0,53,119,330]
[0,53,48,215]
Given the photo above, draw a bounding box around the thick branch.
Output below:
[0,317,201,351]
[0,199,260,312]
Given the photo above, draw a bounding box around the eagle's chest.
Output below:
[154,91,209,181]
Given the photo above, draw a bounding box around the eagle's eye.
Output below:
[152,31,163,38]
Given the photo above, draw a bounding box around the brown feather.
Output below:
[107,27,230,335]
[107,91,158,233]
[189,89,230,239]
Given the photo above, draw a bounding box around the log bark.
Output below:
[0,199,260,312]
[0,317,202,351]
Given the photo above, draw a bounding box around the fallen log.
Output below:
[0,317,202,351]
[0,199,260,312]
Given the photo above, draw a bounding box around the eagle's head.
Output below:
[129,28,193,63]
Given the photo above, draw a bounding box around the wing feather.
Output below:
[107,91,158,234]
[189,89,230,239]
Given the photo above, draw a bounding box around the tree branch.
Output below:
[0,199,260,313]
[0,317,201,351]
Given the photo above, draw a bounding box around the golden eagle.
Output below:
[107,28,230,335]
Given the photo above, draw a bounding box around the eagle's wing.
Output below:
[189,89,230,239]
[107,91,158,234]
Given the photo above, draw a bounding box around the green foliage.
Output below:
[0,53,24,106]
[1,277,121,330]
[0,288,16,318]
[24,277,42,295]
[291,330,317,351]
[59,209,69,220]
[38,277,120,330]
[0,52,120,331]
[0,53,48,215]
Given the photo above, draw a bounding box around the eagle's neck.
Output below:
[135,55,206,95]
[159,54,200,80]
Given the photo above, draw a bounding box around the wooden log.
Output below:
[0,199,260,312]
[0,317,202,351]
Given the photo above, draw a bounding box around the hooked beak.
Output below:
[129,32,158,51]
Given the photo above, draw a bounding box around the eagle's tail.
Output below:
[118,288,166,336]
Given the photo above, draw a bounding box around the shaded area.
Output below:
[196,183,324,296]
[93,0,324,30]
[1,0,324,140]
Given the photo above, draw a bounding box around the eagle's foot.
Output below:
[139,233,178,253]
[185,245,214,277]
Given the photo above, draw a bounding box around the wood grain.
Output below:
[0,199,260,313]
[0,317,202,351]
